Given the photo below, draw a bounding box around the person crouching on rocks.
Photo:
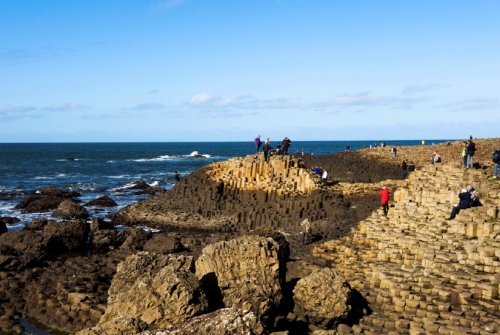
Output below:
[447,188,471,220]
[300,218,311,245]
[431,151,442,164]
[378,186,390,217]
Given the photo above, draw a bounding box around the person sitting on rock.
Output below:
[431,151,442,164]
[377,186,390,217]
[321,169,328,184]
[467,186,481,207]
[447,188,471,220]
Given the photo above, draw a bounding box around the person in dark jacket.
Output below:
[282,137,291,155]
[402,160,408,179]
[254,135,262,153]
[466,140,476,168]
[263,138,271,162]
[447,189,471,220]
[492,148,500,178]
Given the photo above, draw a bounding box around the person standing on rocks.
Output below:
[174,171,181,182]
[282,137,291,155]
[300,218,311,245]
[492,148,500,179]
[254,135,262,153]
[461,142,468,168]
[466,140,476,168]
[263,138,271,162]
[402,160,408,179]
[391,147,397,157]
[377,186,390,217]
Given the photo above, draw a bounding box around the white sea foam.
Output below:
[33,176,54,180]
[149,180,160,187]
[187,151,211,158]
[56,173,67,178]
[106,160,116,163]
[110,182,137,192]
[108,175,130,179]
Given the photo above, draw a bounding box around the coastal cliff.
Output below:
[1,138,499,334]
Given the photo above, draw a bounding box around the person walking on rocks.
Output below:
[461,142,468,168]
[466,140,476,168]
[263,138,271,162]
[254,135,262,153]
[378,186,390,217]
[300,218,311,245]
[492,148,500,179]
[447,188,471,220]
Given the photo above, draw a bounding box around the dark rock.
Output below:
[0,217,20,226]
[143,235,183,254]
[0,221,7,235]
[92,230,127,250]
[85,196,117,207]
[129,181,151,190]
[53,200,89,220]
[24,218,50,231]
[43,220,89,253]
[90,217,114,232]
[0,230,47,270]
[120,228,151,251]
[134,187,166,195]
[15,195,66,213]
[39,187,81,198]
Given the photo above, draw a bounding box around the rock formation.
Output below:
[53,199,89,219]
[85,195,118,207]
[292,268,352,327]
[195,235,284,322]
[95,252,208,330]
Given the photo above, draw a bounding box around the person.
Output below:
[276,143,282,155]
[344,145,350,152]
[263,138,271,162]
[431,151,442,164]
[402,160,408,179]
[447,188,471,220]
[321,169,328,184]
[469,134,473,140]
[282,137,292,155]
[466,140,476,168]
[467,186,481,207]
[377,186,390,217]
[461,141,468,168]
[492,148,500,179]
[174,171,181,182]
[254,135,262,153]
[313,166,322,176]
[300,218,311,245]
[391,147,397,157]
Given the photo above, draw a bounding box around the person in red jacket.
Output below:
[378,186,391,216]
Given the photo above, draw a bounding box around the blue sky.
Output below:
[0,0,499,142]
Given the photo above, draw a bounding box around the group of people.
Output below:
[254,135,292,162]
[312,166,328,184]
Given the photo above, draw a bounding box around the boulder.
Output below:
[15,195,66,213]
[39,187,80,198]
[293,268,351,327]
[43,220,89,253]
[195,236,284,321]
[53,200,89,220]
[139,308,264,335]
[85,196,117,207]
[0,230,47,270]
[0,221,7,235]
[98,252,207,329]
[119,228,151,251]
[143,235,183,254]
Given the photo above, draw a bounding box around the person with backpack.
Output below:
[262,138,271,162]
[466,140,476,169]
[493,148,500,179]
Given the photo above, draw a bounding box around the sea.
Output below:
[0,140,447,232]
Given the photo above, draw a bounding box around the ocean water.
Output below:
[0,140,447,230]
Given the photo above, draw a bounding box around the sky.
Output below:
[0,0,499,142]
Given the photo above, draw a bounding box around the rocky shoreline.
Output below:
[1,138,499,334]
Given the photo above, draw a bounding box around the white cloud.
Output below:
[190,93,213,105]
[42,103,89,112]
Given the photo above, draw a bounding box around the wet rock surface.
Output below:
[85,195,118,207]
[53,199,89,220]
